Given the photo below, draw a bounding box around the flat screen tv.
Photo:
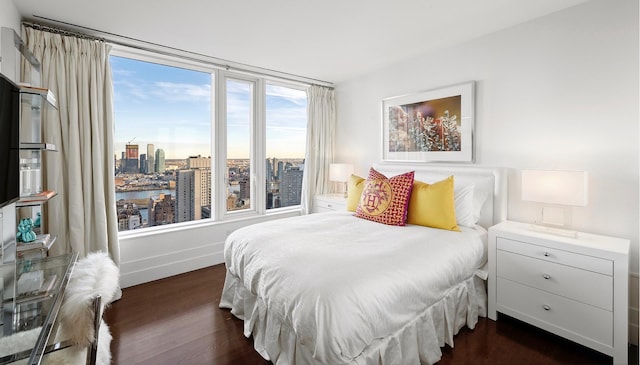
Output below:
[0,72,20,209]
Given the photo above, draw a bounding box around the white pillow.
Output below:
[472,189,490,225]
[455,183,490,227]
[454,184,476,227]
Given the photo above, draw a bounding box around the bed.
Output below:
[220,164,507,365]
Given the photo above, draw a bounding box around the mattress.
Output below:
[220,211,487,365]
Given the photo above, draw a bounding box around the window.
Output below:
[111,49,307,232]
[265,83,307,209]
[225,78,254,213]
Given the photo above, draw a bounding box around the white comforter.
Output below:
[222,211,485,364]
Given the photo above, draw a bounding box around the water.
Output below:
[116,189,174,201]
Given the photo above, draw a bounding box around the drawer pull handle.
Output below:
[543,274,551,280]
[543,305,551,311]
[543,252,551,257]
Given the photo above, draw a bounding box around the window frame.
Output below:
[111,45,309,237]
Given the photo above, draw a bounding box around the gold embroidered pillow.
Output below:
[355,168,415,226]
[346,174,366,212]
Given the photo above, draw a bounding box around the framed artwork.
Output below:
[382,81,475,162]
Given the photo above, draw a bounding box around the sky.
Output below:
[110,56,307,160]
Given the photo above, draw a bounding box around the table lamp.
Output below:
[521,169,588,237]
[329,163,353,197]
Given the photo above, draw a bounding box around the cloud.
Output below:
[267,84,307,106]
[151,82,211,103]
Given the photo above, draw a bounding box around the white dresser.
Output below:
[488,220,629,364]
[313,194,347,213]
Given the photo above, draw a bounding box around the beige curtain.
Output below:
[21,25,120,263]
[301,85,336,214]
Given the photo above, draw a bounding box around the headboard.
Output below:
[372,164,508,229]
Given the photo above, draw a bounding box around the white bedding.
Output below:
[220,211,487,365]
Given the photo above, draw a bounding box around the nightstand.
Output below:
[488,220,629,364]
[313,194,347,213]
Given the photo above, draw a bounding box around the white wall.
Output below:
[335,0,639,343]
[0,2,19,29]
[0,1,20,51]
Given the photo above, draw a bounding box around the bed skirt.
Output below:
[220,269,487,365]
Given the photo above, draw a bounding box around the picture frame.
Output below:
[382,81,475,163]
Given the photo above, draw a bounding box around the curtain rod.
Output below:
[25,16,334,88]
[23,21,105,42]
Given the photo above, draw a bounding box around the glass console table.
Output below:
[0,252,78,365]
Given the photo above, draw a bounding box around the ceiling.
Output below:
[14,0,589,84]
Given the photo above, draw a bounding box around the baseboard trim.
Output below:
[120,241,225,288]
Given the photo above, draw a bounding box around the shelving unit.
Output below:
[1,27,58,261]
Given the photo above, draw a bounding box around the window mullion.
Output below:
[215,71,228,220]
[254,79,266,215]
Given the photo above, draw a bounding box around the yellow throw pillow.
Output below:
[347,174,366,212]
[407,176,460,231]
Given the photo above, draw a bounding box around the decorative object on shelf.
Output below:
[521,169,588,236]
[329,163,354,197]
[19,157,42,197]
[18,189,56,203]
[16,233,53,252]
[34,212,41,228]
[17,218,37,243]
[382,81,475,162]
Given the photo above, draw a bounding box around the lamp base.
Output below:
[528,223,577,238]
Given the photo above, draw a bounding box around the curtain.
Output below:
[301,85,336,214]
[21,25,120,263]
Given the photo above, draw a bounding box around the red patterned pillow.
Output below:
[355,168,415,226]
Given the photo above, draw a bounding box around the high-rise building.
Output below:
[125,144,139,173]
[280,166,303,207]
[140,153,147,173]
[147,144,155,174]
[187,155,211,169]
[266,159,274,181]
[175,170,194,223]
[238,177,250,201]
[155,148,166,173]
[176,168,211,222]
[277,161,284,181]
[265,180,279,209]
[148,193,174,226]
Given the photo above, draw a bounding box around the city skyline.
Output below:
[110,56,307,160]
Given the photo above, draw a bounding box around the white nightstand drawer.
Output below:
[497,250,612,310]
[313,194,347,213]
[497,237,612,276]
[497,278,613,347]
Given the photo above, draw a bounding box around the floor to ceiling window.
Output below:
[111,48,307,233]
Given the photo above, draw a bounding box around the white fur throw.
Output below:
[54,251,120,365]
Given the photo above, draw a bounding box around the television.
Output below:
[0,72,20,209]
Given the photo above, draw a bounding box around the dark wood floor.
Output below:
[104,264,638,365]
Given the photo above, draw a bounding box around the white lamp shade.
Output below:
[329,163,353,183]
[521,169,588,207]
